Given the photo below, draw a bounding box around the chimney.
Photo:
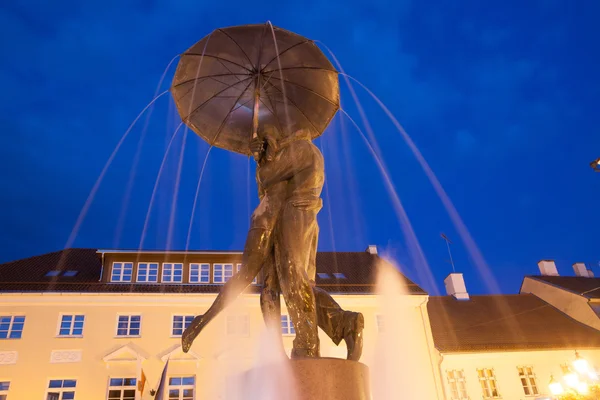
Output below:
[366,245,378,255]
[444,273,469,300]
[538,260,559,276]
[573,262,592,278]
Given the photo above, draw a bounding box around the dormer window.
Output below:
[111,262,133,282]
[137,263,158,283]
[63,270,78,277]
[162,263,183,283]
[333,273,346,279]
[45,271,60,277]
[317,273,330,279]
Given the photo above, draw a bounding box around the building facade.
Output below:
[0,247,443,400]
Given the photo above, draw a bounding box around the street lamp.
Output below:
[591,158,600,172]
[549,352,598,399]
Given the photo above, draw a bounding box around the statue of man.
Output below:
[182,128,364,359]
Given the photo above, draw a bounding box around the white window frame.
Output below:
[236,263,257,284]
[189,263,210,284]
[517,366,539,397]
[57,314,85,337]
[477,368,500,399]
[446,369,468,400]
[171,315,195,337]
[0,316,25,339]
[115,315,142,337]
[166,376,195,400]
[107,377,137,400]
[46,379,77,400]
[136,262,158,283]
[0,381,9,400]
[226,315,249,337]
[280,315,295,336]
[111,262,133,282]
[162,263,183,283]
[213,264,234,283]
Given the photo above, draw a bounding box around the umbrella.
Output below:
[170,23,339,156]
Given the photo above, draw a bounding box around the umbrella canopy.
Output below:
[170,23,340,155]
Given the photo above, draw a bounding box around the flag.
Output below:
[138,369,147,394]
[154,358,170,400]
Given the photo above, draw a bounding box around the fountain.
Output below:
[169,23,370,400]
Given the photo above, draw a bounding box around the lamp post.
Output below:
[549,352,599,399]
[591,158,600,172]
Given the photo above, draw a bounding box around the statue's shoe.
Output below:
[181,315,204,353]
[343,312,364,361]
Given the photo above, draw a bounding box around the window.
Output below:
[111,262,133,282]
[136,263,158,283]
[333,272,346,279]
[46,271,60,277]
[518,366,538,396]
[236,263,257,284]
[189,263,210,283]
[317,273,330,279]
[162,263,183,283]
[477,368,500,399]
[58,315,84,337]
[46,379,76,400]
[0,381,9,400]
[0,316,25,339]
[214,264,233,283]
[116,315,141,337]
[281,315,295,335]
[172,316,194,337]
[227,315,249,336]
[446,370,468,400]
[376,315,384,333]
[167,377,195,400]
[63,270,78,277]
[107,378,136,400]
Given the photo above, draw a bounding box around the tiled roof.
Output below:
[525,275,600,299]
[427,294,600,352]
[0,248,425,295]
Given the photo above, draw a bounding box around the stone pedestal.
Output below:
[290,357,371,400]
[239,357,370,400]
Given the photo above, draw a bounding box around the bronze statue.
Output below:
[170,23,363,360]
[182,129,364,360]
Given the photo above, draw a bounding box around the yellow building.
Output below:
[0,246,444,400]
[429,271,600,400]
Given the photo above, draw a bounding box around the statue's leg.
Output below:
[260,248,285,354]
[182,228,271,352]
[313,286,364,361]
[306,204,364,360]
[276,202,320,358]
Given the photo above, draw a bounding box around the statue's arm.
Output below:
[257,147,297,190]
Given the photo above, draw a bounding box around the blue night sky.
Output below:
[1,1,598,295]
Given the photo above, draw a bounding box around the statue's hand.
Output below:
[250,137,265,160]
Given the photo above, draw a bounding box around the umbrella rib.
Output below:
[183,53,253,73]
[173,76,247,103]
[267,75,339,107]
[210,80,254,146]
[184,77,253,121]
[263,66,337,73]
[264,80,320,134]
[214,58,247,84]
[172,73,251,89]
[217,29,254,68]
[261,39,312,72]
